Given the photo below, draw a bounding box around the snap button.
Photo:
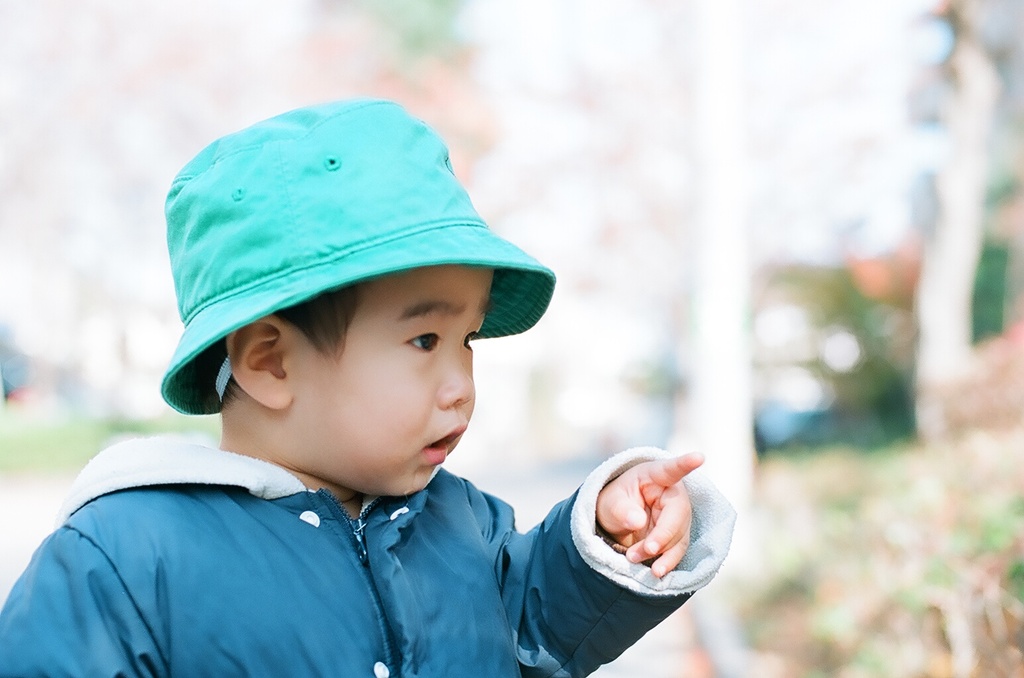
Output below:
[231,187,246,201]
[373,661,390,678]
[323,156,341,171]
[299,510,321,528]
[389,506,409,520]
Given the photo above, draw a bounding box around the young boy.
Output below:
[0,99,735,677]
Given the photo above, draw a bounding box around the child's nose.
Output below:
[438,364,474,410]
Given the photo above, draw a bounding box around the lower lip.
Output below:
[423,445,448,466]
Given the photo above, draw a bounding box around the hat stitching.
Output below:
[179,219,492,325]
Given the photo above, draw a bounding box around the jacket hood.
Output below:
[57,437,307,526]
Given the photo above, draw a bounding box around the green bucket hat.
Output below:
[161,99,555,415]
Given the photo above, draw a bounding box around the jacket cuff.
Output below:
[570,446,737,597]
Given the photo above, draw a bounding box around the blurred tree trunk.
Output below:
[915,0,1000,440]
[677,0,754,516]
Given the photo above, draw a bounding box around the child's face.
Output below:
[287,264,493,501]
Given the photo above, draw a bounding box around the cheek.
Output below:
[334,359,425,416]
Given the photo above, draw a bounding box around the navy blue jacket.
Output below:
[0,439,735,677]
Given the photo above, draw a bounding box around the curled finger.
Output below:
[649,538,690,578]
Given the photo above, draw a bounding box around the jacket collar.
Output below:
[57,436,306,526]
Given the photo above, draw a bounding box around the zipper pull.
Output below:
[353,516,369,566]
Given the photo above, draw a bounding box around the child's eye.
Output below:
[463,331,480,349]
[411,334,439,351]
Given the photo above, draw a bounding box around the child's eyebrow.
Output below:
[400,298,492,320]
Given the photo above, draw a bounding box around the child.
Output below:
[0,99,735,677]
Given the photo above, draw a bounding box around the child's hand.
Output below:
[595,453,705,578]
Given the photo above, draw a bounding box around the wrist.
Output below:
[594,521,628,554]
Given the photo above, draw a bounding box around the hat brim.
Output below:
[161,223,555,415]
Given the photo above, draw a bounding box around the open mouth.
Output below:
[424,426,467,464]
[430,427,466,451]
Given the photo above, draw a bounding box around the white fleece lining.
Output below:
[56,437,307,526]
[570,446,737,598]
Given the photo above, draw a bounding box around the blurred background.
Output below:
[2,0,1024,675]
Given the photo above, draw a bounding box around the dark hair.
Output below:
[197,284,361,409]
[274,284,361,355]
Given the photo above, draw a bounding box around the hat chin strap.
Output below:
[215,357,233,401]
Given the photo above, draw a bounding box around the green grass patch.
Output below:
[0,412,220,473]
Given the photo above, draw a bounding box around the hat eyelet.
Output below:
[323,156,341,171]
[231,187,246,202]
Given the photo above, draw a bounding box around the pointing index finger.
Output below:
[646,453,704,488]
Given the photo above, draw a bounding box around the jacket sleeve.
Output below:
[0,526,166,678]
[474,447,736,678]
[569,446,736,597]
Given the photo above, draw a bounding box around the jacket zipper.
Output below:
[315,490,380,565]
[312,490,397,669]
[351,513,369,564]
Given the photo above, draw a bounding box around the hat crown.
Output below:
[166,99,484,326]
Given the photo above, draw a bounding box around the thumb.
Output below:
[596,487,649,536]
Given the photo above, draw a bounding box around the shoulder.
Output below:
[58,483,318,604]
[65,484,255,551]
[70,482,250,519]
[421,469,519,536]
[429,468,512,513]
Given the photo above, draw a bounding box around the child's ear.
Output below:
[225,317,294,411]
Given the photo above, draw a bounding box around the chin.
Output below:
[399,473,436,496]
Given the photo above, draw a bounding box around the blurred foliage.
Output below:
[973,239,1010,343]
[929,329,1024,436]
[354,0,468,60]
[737,430,1024,676]
[0,413,219,473]
[758,233,1018,452]
[758,264,917,451]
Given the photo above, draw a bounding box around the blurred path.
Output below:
[0,473,74,602]
[0,461,726,677]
